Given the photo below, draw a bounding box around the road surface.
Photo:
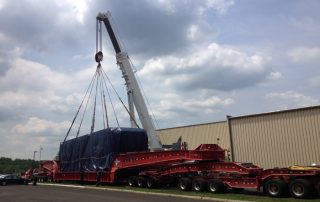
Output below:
[0,184,217,202]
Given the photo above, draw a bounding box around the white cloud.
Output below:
[12,117,69,135]
[0,0,5,10]
[288,47,320,63]
[149,0,234,15]
[0,58,71,91]
[266,91,319,107]
[148,0,176,14]
[153,92,234,123]
[142,43,266,75]
[57,0,89,24]
[187,24,199,39]
[140,42,268,91]
[0,0,319,159]
[200,0,234,15]
[0,57,80,115]
[267,71,283,81]
[0,117,70,159]
[160,94,233,110]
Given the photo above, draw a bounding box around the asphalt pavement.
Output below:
[0,184,219,202]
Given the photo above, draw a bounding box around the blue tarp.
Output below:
[59,127,148,172]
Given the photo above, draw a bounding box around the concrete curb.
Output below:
[39,183,250,202]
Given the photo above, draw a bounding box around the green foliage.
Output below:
[0,157,38,174]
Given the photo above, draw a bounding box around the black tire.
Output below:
[208,179,226,193]
[316,182,320,196]
[146,178,158,189]
[33,178,37,186]
[231,188,244,192]
[1,181,6,186]
[264,179,288,198]
[128,176,136,187]
[192,179,207,192]
[289,179,314,199]
[137,177,146,188]
[178,177,192,191]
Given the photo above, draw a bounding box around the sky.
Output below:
[0,0,319,160]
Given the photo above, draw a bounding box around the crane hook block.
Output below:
[95,51,103,63]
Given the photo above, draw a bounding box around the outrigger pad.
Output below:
[59,127,148,172]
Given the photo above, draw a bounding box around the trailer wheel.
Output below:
[178,177,192,191]
[208,179,226,193]
[289,179,314,199]
[264,179,287,197]
[128,176,136,187]
[146,178,158,189]
[192,179,207,192]
[137,177,146,188]
[231,188,244,192]
[316,182,320,196]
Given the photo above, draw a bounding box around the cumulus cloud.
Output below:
[101,0,233,57]
[0,57,78,121]
[0,117,70,159]
[158,93,233,114]
[149,91,233,127]
[0,0,319,159]
[266,91,319,108]
[266,71,283,81]
[140,43,269,91]
[288,47,320,63]
[203,0,235,15]
[12,117,69,135]
[148,0,234,16]
[0,58,71,91]
[0,0,91,56]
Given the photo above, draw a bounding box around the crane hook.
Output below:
[95,51,103,63]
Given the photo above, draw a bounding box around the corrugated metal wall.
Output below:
[158,106,320,169]
[229,106,320,169]
[158,121,229,150]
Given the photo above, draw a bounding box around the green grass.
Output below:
[108,186,320,202]
[44,182,320,202]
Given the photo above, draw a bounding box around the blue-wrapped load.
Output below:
[59,127,148,172]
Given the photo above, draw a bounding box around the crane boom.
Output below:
[96,12,161,149]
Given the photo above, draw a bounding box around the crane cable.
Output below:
[101,68,140,128]
[99,67,108,128]
[90,65,100,134]
[76,70,98,138]
[64,69,98,142]
[99,69,120,127]
[64,17,140,141]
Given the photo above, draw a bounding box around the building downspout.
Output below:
[226,115,235,162]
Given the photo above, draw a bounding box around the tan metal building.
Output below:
[158,121,230,151]
[228,105,320,169]
[158,105,320,169]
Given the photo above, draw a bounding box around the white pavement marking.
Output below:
[39,183,250,202]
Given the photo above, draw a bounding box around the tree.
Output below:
[0,157,38,174]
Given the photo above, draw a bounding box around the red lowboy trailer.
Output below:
[22,144,320,199]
